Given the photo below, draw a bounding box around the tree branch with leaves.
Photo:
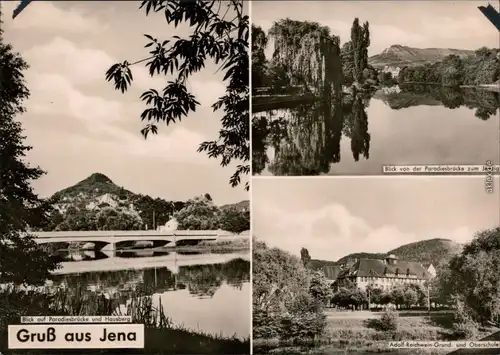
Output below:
[105,0,249,190]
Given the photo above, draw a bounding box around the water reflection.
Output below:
[54,250,109,262]
[253,85,500,176]
[47,255,250,338]
[116,250,170,258]
[50,258,249,297]
[253,92,371,175]
[378,84,500,120]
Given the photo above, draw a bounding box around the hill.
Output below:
[220,200,249,212]
[309,238,463,272]
[388,238,463,268]
[43,173,247,232]
[336,252,386,265]
[369,44,474,69]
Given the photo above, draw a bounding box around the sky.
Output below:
[252,176,500,261]
[1,1,249,205]
[252,1,500,58]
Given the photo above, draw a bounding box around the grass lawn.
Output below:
[253,310,499,355]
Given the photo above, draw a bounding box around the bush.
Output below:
[0,289,56,351]
[451,321,478,339]
[253,309,281,339]
[378,309,399,331]
[278,311,327,340]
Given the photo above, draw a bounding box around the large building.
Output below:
[335,254,433,291]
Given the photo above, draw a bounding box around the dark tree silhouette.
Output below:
[105,0,249,190]
[251,25,268,90]
[0,20,60,284]
[219,207,249,234]
[300,247,311,267]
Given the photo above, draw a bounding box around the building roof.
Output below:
[337,258,432,280]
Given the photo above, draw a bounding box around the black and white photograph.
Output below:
[0,1,250,353]
[251,1,500,176]
[252,176,500,354]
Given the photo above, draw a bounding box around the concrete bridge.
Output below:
[32,230,218,251]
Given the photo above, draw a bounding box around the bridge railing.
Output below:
[29,230,219,238]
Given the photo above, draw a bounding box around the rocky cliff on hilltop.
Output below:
[42,173,247,232]
[369,44,475,69]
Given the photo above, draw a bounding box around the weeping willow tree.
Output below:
[269,19,343,98]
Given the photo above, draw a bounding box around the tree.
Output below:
[133,195,181,229]
[219,207,249,234]
[332,287,367,309]
[251,24,268,89]
[369,287,386,305]
[308,271,331,307]
[253,241,310,314]
[269,19,342,96]
[266,58,291,91]
[350,18,370,84]
[403,287,418,308]
[95,208,143,230]
[0,23,60,285]
[341,42,354,85]
[300,247,311,267]
[444,227,500,325]
[105,0,249,190]
[390,286,406,308]
[406,283,426,307]
[174,195,220,230]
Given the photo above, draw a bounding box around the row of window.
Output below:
[359,276,425,283]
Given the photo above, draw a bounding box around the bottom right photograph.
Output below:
[252,176,500,355]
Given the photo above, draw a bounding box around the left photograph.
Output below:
[0,1,250,354]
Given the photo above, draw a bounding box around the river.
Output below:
[45,249,250,340]
[252,85,500,176]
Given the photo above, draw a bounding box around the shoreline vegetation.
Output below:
[251,17,500,110]
[1,237,251,354]
[1,288,250,354]
[253,83,499,113]
[2,237,250,354]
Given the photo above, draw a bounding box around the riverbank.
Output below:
[253,93,316,113]
[253,310,498,354]
[397,81,500,93]
[467,84,500,93]
[169,236,249,253]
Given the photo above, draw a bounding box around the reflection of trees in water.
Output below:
[177,258,250,298]
[252,93,370,175]
[389,84,500,120]
[342,93,370,162]
[49,258,250,300]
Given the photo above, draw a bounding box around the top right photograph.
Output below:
[251,1,500,176]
